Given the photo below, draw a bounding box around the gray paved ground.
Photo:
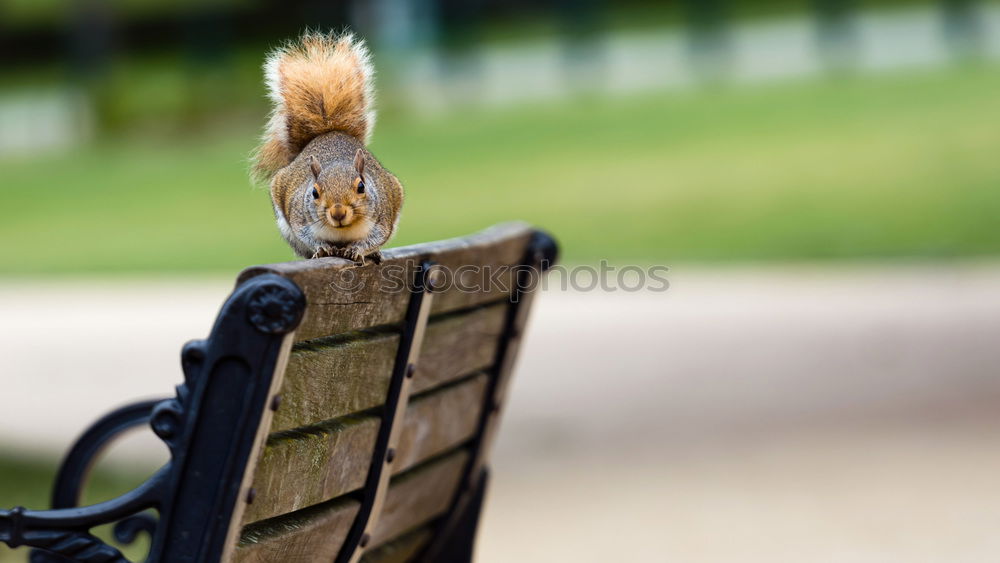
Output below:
[2,262,1000,561]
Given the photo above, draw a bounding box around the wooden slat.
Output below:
[243,375,487,524]
[235,496,359,563]
[271,303,506,433]
[238,222,533,342]
[417,235,550,561]
[235,450,468,562]
[361,527,433,563]
[372,450,466,545]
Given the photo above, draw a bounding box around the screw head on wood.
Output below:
[406,364,416,379]
[386,448,396,463]
[360,533,371,548]
[270,395,282,411]
[246,488,257,504]
[426,268,445,292]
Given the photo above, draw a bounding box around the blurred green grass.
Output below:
[1,65,999,274]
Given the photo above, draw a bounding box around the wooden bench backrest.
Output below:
[227,223,556,562]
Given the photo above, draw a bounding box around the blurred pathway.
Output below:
[489,262,1000,562]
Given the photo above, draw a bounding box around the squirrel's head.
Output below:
[307,150,373,241]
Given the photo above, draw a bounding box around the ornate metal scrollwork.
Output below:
[112,513,158,547]
[25,527,128,563]
[149,401,184,449]
[6,466,167,562]
[247,282,306,334]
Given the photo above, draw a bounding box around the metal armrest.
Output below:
[16,399,168,562]
[1,273,305,562]
[16,399,165,563]
[50,399,166,510]
[1,466,168,562]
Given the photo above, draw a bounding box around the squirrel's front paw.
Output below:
[330,246,366,265]
[367,250,383,265]
[311,246,336,259]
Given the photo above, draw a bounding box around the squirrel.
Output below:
[251,31,403,265]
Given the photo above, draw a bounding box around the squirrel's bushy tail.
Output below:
[253,31,375,182]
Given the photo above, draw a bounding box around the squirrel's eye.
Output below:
[311,187,319,199]
[357,180,365,194]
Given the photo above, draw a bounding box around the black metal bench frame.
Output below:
[0,229,557,563]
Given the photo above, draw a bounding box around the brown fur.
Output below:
[252,31,375,182]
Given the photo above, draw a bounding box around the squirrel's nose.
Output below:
[330,205,347,222]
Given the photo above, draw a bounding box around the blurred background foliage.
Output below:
[1,0,998,274]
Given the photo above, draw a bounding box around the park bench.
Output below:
[0,222,557,563]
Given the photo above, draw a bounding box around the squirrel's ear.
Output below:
[354,149,365,176]
[310,155,322,180]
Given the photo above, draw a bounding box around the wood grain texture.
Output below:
[234,495,359,563]
[271,302,506,433]
[235,450,468,562]
[243,375,487,524]
[416,239,549,562]
[370,450,467,546]
[230,224,544,560]
[238,222,533,342]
